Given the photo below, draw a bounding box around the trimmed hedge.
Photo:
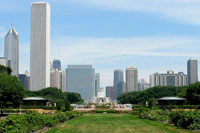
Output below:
[0,111,80,132]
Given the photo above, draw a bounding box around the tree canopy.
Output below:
[0,73,25,114]
[25,87,72,111]
[117,86,184,104]
[0,65,12,75]
[65,92,83,104]
[186,82,200,105]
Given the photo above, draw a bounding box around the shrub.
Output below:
[138,108,170,122]
[0,111,79,132]
[169,110,200,130]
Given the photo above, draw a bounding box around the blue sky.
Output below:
[1,0,200,87]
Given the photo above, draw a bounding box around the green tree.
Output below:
[0,65,12,75]
[25,87,71,111]
[0,73,25,114]
[65,92,84,103]
[186,82,200,105]
[118,86,183,104]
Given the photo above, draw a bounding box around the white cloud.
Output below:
[71,0,200,25]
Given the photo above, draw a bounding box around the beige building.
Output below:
[126,66,138,92]
[50,69,66,92]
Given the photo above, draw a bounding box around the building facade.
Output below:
[50,69,66,92]
[114,70,124,99]
[126,66,138,92]
[4,27,19,76]
[53,59,61,71]
[187,58,198,85]
[66,65,95,101]
[138,79,150,91]
[0,57,7,66]
[150,70,187,87]
[18,71,30,90]
[30,2,50,91]
[106,86,114,100]
[95,73,100,96]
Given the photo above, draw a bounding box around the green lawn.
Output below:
[47,113,193,133]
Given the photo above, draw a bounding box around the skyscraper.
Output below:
[95,73,100,96]
[187,58,198,85]
[50,69,66,92]
[18,71,30,90]
[126,66,138,92]
[53,59,61,71]
[66,65,95,101]
[114,70,124,99]
[106,86,114,100]
[138,79,150,91]
[30,2,50,91]
[4,27,19,76]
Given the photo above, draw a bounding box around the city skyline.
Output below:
[1,1,200,87]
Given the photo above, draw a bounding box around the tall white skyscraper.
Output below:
[4,27,19,76]
[126,66,138,92]
[30,2,50,91]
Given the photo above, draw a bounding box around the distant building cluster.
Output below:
[0,2,199,102]
[150,70,187,87]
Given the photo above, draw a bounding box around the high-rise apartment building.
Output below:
[66,65,95,101]
[106,86,114,100]
[95,73,100,96]
[53,59,61,71]
[30,2,50,91]
[187,58,198,85]
[114,70,124,99]
[4,27,19,76]
[150,70,187,87]
[126,66,138,92]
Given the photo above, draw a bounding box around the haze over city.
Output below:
[1,0,200,87]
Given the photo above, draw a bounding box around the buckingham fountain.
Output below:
[73,88,132,111]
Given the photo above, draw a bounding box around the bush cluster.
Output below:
[138,107,170,122]
[0,111,80,132]
[134,106,200,130]
[169,111,200,130]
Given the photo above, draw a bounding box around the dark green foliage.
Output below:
[0,111,80,132]
[65,92,84,103]
[169,111,200,130]
[0,73,25,114]
[0,65,12,75]
[25,87,70,111]
[118,86,183,104]
[186,82,200,105]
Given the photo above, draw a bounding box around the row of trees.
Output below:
[117,84,200,105]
